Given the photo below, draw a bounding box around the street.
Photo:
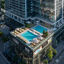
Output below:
[49,40,64,64]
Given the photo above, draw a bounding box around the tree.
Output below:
[43,30,46,34]
[43,59,48,64]
[47,50,53,60]
[53,48,57,55]
[43,30,48,37]
[47,46,57,60]
[45,32,48,36]
[0,32,3,36]
[49,46,57,55]
[47,46,53,60]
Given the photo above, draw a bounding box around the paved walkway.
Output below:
[49,41,64,64]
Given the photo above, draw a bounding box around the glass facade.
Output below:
[33,0,41,17]
[5,0,33,18]
[56,0,62,21]
[40,0,62,22]
[5,0,63,23]
[40,0,55,22]
[5,0,26,18]
[27,0,33,17]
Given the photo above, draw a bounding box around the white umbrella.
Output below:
[38,36,43,40]
[32,38,39,43]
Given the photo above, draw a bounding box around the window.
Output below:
[14,16,17,19]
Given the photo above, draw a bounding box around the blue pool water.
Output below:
[34,49,40,54]
[32,25,47,34]
[21,31,37,41]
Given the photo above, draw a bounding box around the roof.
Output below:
[11,24,55,51]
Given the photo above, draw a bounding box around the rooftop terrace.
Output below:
[11,24,56,50]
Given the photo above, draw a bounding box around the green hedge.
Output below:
[43,59,48,64]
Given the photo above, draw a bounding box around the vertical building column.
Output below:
[62,0,64,23]
[32,59,35,64]
[55,0,56,21]
[25,0,27,18]
[40,0,42,16]
[38,54,40,64]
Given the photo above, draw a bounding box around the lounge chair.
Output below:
[31,43,36,46]
[37,36,43,40]
[32,38,39,44]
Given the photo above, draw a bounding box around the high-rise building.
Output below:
[5,0,33,23]
[40,0,62,22]
[5,0,64,27]
[33,0,63,27]
[5,0,64,64]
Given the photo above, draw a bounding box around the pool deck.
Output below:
[17,29,39,44]
[17,34,30,44]
[30,29,43,36]
[15,29,30,44]
[11,27,40,44]
[31,25,48,35]
[32,25,48,30]
[11,25,52,49]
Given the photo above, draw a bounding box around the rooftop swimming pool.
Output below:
[21,31,37,42]
[32,25,47,34]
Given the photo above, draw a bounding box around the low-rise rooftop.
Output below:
[11,24,56,50]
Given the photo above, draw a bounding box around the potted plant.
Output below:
[43,30,48,38]
[25,23,31,28]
